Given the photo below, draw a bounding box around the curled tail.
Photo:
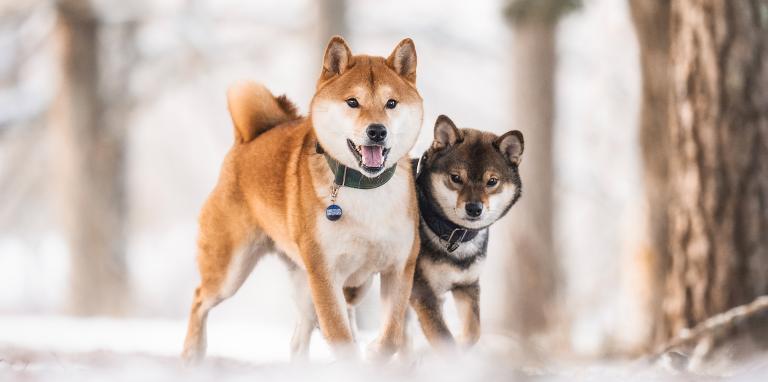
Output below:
[227,81,299,143]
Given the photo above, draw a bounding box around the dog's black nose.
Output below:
[366,124,387,143]
[465,202,483,217]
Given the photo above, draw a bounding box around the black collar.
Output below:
[316,143,397,189]
[417,186,481,253]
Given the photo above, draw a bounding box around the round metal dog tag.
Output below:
[326,204,343,221]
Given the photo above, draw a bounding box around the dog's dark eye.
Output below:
[450,174,462,184]
[346,98,359,108]
[487,177,499,187]
[385,99,398,109]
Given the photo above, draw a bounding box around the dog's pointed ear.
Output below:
[432,115,462,150]
[323,36,352,76]
[386,38,417,83]
[494,130,524,166]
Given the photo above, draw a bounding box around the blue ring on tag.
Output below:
[326,204,343,221]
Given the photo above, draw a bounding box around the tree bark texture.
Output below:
[661,0,768,342]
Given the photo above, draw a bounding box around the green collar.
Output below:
[317,143,397,189]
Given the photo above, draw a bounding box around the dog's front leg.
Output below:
[304,252,356,357]
[367,238,419,361]
[410,276,455,348]
[452,282,480,347]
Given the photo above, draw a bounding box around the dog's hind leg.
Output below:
[182,285,218,365]
[399,308,415,359]
[368,241,418,361]
[409,270,455,349]
[286,263,317,360]
[343,277,372,341]
[302,252,356,356]
[182,230,269,364]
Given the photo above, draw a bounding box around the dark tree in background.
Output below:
[663,0,768,343]
[501,0,578,350]
[633,0,768,352]
[52,0,135,315]
[628,0,672,349]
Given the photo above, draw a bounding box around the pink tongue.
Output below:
[361,145,384,168]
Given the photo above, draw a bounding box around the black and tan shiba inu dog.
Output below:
[409,115,524,348]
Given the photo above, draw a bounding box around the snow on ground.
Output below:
[0,316,334,363]
[1,317,767,381]
[0,348,526,382]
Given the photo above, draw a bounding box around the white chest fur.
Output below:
[314,162,416,286]
[420,256,484,295]
[420,227,487,295]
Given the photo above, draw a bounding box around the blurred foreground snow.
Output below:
[1,317,767,381]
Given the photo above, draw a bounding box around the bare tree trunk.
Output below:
[500,0,577,347]
[628,0,672,349]
[317,0,347,41]
[52,0,132,315]
[660,0,768,347]
[504,20,557,338]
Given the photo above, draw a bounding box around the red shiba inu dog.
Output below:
[181,36,423,363]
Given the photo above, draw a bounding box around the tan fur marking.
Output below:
[452,284,481,347]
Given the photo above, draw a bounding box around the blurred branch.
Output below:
[0,1,56,71]
[654,295,768,358]
[0,120,47,231]
[0,2,57,132]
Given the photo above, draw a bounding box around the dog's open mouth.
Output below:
[347,139,390,173]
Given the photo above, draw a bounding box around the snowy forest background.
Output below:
[1,0,766,380]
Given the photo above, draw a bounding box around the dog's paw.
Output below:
[330,342,361,362]
[366,338,398,363]
[180,347,205,367]
[456,333,480,349]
